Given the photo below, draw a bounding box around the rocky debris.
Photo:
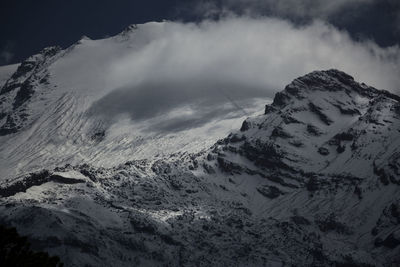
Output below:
[1,46,61,95]
[394,103,400,116]
[0,170,89,197]
[271,126,293,139]
[272,91,291,107]
[305,175,320,193]
[257,185,284,199]
[282,113,302,124]
[372,202,400,242]
[374,163,391,185]
[376,230,400,248]
[318,147,330,155]
[308,102,333,125]
[353,185,363,199]
[78,165,98,182]
[0,170,51,197]
[316,213,352,235]
[48,174,85,184]
[239,120,250,131]
[0,46,62,136]
[289,139,304,147]
[151,160,172,175]
[130,217,157,234]
[336,144,346,153]
[91,130,106,142]
[238,140,292,171]
[332,103,361,115]
[290,215,311,226]
[264,104,276,114]
[226,133,246,143]
[0,114,23,135]
[306,124,323,136]
[335,131,355,141]
[386,154,400,185]
[217,157,243,174]
[13,80,35,109]
[202,163,216,174]
[206,153,216,161]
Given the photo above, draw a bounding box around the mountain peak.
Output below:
[297,69,355,85]
[271,69,397,108]
[236,69,400,180]
[119,24,139,37]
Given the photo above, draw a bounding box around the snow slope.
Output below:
[0,25,269,179]
[0,69,399,266]
[0,63,19,88]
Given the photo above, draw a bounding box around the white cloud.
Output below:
[89,17,400,132]
[107,17,400,92]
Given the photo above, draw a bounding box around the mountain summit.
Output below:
[231,69,400,180]
[0,69,399,266]
[273,69,400,107]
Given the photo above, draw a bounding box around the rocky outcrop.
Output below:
[0,46,62,136]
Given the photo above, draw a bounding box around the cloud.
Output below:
[178,0,376,20]
[0,42,15,65]
[88,17,400,133]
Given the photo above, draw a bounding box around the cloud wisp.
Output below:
[0,41,15,65]
[88,17,400,134]
[177,0,376,20]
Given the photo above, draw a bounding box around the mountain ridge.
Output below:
[0,68,399,266]
[0,30,266,179]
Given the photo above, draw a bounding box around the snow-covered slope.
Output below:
[219,69,400,181]
[0,63,19,88]
[0,25,268,179]
[0,69,399,266]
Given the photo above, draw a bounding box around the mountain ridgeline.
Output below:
[0,49,399,266]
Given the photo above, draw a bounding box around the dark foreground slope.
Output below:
[0,70,399,266]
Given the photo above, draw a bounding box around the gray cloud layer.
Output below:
[89,17,400,133]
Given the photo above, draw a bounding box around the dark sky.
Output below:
[1,0,399,66]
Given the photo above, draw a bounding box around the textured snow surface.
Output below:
[0,27,269,179]
[0,63,19,88]
[0,26,399,266]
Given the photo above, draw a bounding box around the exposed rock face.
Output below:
[0,46,62,135]
[217,69,399,180]
[0,69,399,266]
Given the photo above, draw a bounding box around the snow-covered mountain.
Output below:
[0,63,399,266]
[0,25,268,179]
